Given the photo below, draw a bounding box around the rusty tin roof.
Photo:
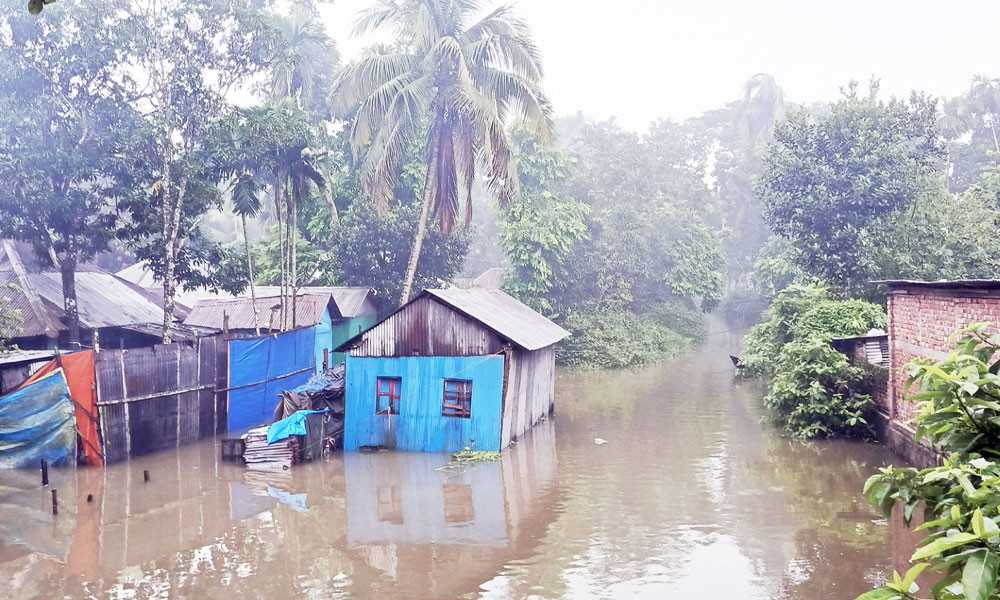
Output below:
[339,287,569,353]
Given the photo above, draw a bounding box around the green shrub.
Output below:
[557,310,689,370]
[741,283,833,377]
[742,283,885,439]
[765,337,875,439]
[855,325,1000,600]
[646,299,707,340]
[792,299,887,340]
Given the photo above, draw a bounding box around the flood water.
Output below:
[0,326,913,599]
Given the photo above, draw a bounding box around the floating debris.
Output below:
[594,438,609,446]
[451,447,501,463]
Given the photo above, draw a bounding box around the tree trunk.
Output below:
[399,161,437,305]
[290,176,299,329]
[323,170,339,229]
[274,174,286,330]
[242,213,260,336]
[58,254,81,347]
[161,170,187,346]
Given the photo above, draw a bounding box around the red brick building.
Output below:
[880,280,1000,465]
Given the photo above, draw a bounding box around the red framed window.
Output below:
[442,379,473,418]
[376,377,401,415]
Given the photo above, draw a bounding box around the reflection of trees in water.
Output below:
[747,438,896,599]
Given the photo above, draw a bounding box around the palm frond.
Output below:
[480,117,519,208]
[464,6,543,80]
[349,71,419,156]
[353,0,411,36]
[330,52,419,116]
[232,174,263,217]
[453,122,477,227]
[429,116,459,234]
[472,66,553,141]
[360,83,426,212]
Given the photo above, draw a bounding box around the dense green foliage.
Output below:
[742,285,886,438]
[328,203,469,313]
[499,121,724,368]
[765,338,876,439]
[857,326,1000,600]
[500,134,589,315]
[556,310,690,370]
[757,82,945,293]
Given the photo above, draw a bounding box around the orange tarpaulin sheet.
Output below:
[22,350,101,466]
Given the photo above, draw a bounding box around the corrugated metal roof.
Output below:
[0,349,56,366]
[426,288,568,350]
[183,294,333,330]
[27,271,167,329]
[337,288,568,353]
[115,262,159,288]
[873,279,1000,290]
[0,271,54,337]
[175,286,375,321]
[247,287,375,318]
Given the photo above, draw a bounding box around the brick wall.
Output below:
[888,286,1000,422]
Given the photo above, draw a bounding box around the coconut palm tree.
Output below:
[268,0,337,111]
[333,0,553,304]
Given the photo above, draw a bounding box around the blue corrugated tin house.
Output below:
[336,288,569,453]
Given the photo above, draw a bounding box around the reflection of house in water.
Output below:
[346,453,509,547]
[0,421,562,598]
[345,421,561,592]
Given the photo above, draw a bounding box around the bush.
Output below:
[557,310,689,370]
[742,283,885,439]
[741,284,834,377]
[765,338,875,439]
[646,299,707,340]
[792,299,887,340]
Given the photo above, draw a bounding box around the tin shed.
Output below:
[184,287,378,370]
[337,288,569,453]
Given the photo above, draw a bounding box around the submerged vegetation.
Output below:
[742,285,886,438]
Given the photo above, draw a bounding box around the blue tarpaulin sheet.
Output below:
[0,369,76,468]
[228,327,317,432]
[267,409,329,444]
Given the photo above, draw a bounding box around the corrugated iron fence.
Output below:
[96,335,227,463]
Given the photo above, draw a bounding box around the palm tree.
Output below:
[267,1,336,325]
[268,0,337,110]
[333,0,553,304]
[232,173,263,335]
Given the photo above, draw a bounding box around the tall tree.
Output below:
[333,0,553,304]
[263,0,337,326]
[125,0,275,343]
[0,0,140,345]
[757,81,945,292]
[940,76,1000,191]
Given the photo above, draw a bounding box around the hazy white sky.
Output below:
[319,0,1000,130]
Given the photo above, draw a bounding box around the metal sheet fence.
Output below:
[96,335,227,464]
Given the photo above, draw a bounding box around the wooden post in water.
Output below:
[143,469,150,483]
[223,312,230,340]
[40,459,48,486]
[51,489,57,515]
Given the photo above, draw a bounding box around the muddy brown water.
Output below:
[0,326,915,599]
